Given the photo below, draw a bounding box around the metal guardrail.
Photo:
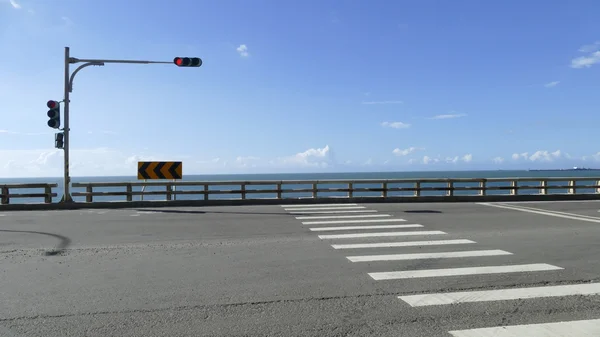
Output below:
[70,177,600,203]
[0,184,58,204]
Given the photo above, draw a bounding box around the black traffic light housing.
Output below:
[55,132,64,149]
[47,100,61,129]
[174,57,202,67]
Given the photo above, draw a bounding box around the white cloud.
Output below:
[235,156,260,168]
[422,156,440,164]
[9,0,21,9]
[544,81,560,88]
[392,147,420,156]
[428,113,467,120]
[274,145,334,168]
[493,156,504,164]
[462,154,473,162]
[511,150,562,162]
[578,41,600,53]
[236,44,249,57]
[362,100,403,105]
[446,156,459,164]
[381,121,411,129]
[571,49,600,69]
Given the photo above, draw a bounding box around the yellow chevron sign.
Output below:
[137,161,182,180]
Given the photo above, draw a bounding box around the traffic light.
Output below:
[174,57,202,67]
[47,100,61,129]
[55,132,64,149]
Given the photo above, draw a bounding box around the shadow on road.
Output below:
[0,229,71,256]
[134,209,288,216]
[404,210,443,214]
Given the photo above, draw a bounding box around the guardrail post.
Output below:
[86,184,93,202]
[166,184,172,201]
[540,180,548,195]
[447,181,454,196]
[1,186,9,205]
[312,183,317,199]
[44,185,52,204]
[203,184,208,201]
[479,180,486,196]
[348,183,353,198]
[126,184,133,202]
[596,180,600,194]
[382,182,388,198]
[568,180,576,194]
[276,183,282,199]
[510,180,517,195]
[415,181,421,197]
[241,183,246,200]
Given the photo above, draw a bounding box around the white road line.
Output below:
[282,203,358,207]
[302,218,406,225]
[331,239,476,250]
[369,263,563,280]
[309,224,423,232]
[400,282,600,307]
[295,214,390,220]
[348,249,511,262]
[284,206,366,211]
[502,203,600,221]
[448,319,600,337]
[288,210,378,214]
[319,231,446,240]
[505,200,600,204]
[478,202,600,224]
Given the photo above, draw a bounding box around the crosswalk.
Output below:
[281,202,600,336]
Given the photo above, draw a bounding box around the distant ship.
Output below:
[528,166,600,172]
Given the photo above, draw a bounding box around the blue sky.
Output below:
[1,0,600,177]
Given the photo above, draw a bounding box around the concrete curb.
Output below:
[2,194,600,211]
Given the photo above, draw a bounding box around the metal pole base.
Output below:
[59,194,74,203]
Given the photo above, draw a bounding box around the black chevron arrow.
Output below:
[138,162,151,179]
[154,162,166,179]
[169,162,182,179]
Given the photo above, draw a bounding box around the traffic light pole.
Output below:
[59,46,190,203]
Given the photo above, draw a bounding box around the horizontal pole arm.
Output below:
[70,57,172,65]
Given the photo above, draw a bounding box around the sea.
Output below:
[2,170,600,204]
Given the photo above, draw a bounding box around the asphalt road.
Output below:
[1,200,600,336]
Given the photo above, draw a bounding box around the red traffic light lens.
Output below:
[47,100,57,109]
[175,57,183,66]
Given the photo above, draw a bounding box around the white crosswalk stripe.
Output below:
[347,249,512,262]
[368,263,563,280]
[448,319,600,337]
[318,230,447,239]
[399,282,600,307]
[295,214,391,220]
[331,239,476,250]
[282,203,358,208]
[301,218,406,225]
[288,210,378,214]
[309,224,423,232]
[283,206,365,211]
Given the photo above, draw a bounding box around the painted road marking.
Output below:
[348,249,511,262]
[369,263,563,280]
[319,231,446,240]
[448,319,600,337]
[498,203,600,221]
[288,210,378,215]
[478,202,600,224]
[283,203,358,207]
[283,206,366,211]
[295,214,390,220]
[302,218,406,225]
[309,224,423,232]
[400,282,600,307]
[331,239,476,250]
